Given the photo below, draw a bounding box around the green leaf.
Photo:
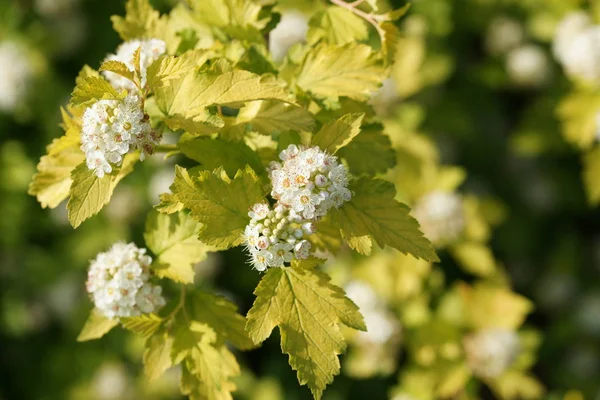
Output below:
[180,137,264,178]
[144,210,212,283]
[180,338,240,400]
[331,178,439,262]
[146,50,212,91]
[308,216,343,254]
[171,166,266,249]
[346,235,372,255]
[67,153,137,228]
[121,313,163,338]
[172,318,241,400]
[29,108,85,208]
[246,265,366,399]
[143,330,174,380]
[236,100,315,135]
[70,76,122,107]
[99,60,135,84]
[77,309,119,342]
[154,61,293,135]
[451,242,496,277]
[155,192,184,214]
[583,147,600,205]
[111,0,161,40]
[557,90,600,150]
[307,7,368,45]
[311,113,364,154]
[296,42,385,102]
[189,291,255,350]
[337,123,396,175]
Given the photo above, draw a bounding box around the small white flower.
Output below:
[553,11,592,66]
[269,11,308,62]
[506,44,550,87]
[412,190,465,247]
[0,41,34,113]
[251,249,273,271]
[294,240,311,259]
[249,203,270,220]
[464,329,520,378]
[561,26,600,83]
[102,39,166,91]
[86,242,165,318]
[81,93,160,177]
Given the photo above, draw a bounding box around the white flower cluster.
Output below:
[345,281,400,345]
[553,12,600,83]
[464,329,520,378]
[412,190,465,247]
[270,145,352,220]
[243,203,315,271]
[86,242,165,319]
[269,11,308,62]
[244,145,351,271]
[102,39,166,91]
[0,41,34,113]
[81,92,160,178]
[506,44,551,88]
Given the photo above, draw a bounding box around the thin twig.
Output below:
[165,285,187,321]
[329,0,385,43]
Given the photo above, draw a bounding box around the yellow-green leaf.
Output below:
[67,153,137,228]
[311,113,364,154]
[146,50,212,91]
[296,42,385,102]
[307,7,368,45]
[155,192,184,214]
[111,0,160,40]
[99,60,135,83]
[180,137,264,178]
[246,265,366,399]
[331,178,439,262]
[556,90,600,150]
[583,147,600,205]
[171,166,266,249]
[337,123,396,175]
[451,242,496,278]
[143,330,174,381]
[70,76,122,107]
[77,308,118,342]
[236,100,315,135]
[121,313,163,338]
[144,210,212,283]
[189,291,255,350]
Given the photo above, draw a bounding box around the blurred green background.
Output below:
[1,0,599,399]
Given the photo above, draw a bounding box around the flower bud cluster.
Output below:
[244,145,351,271]
[269,145,352,221]
[81,92,160,178]
[244,203,315,271]
[102,39,166,91]
[464,328,520,378]
[412,190,465,247]
[86,242,165,319]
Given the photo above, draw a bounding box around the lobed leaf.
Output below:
[171,166,267,249]
[246,265,365,399]
[67,153,138,228]
[311,113,364,154]
[77,309,118,342]
[144,210,212,283]
[330,178,439,262]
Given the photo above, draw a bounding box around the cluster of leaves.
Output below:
[28,0,440,398]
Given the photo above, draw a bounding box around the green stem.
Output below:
[155,143,179,153]
[166,285,187,321]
